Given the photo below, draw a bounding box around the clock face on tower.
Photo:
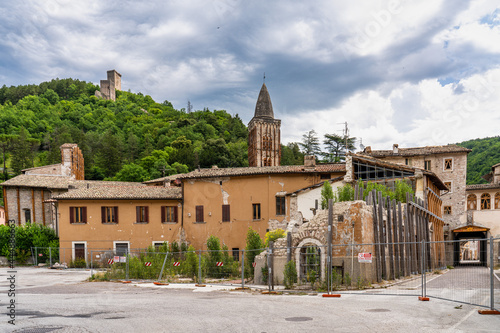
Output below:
[248,84,281,167]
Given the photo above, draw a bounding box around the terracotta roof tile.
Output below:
[175,164,346,180]
[466,183,500,191]
[364,144,471,157]
[1,174,144,190]
[53,185,182,200]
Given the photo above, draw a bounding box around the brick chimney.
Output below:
[304,155,316,167]
[364,146,372,154]
[60,144,84,180]
[393,144,399,154]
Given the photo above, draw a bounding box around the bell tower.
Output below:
[248,83,281,167]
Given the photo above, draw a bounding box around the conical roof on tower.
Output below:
[253,83,274,119]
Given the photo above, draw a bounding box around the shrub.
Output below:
[245,228,264,276]
[69,258,87,268]
[283,260,297,289]
[264,229,286,247]
[321,181,334,209]
[334,184,354,202]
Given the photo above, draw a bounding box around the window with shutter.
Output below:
[70,207,87,224]
[136,206,149,223]
[162,206,178,223]
[196,205,204,223]
[276,196,286,216]
[102,206,118,223]
[222,205,230,222]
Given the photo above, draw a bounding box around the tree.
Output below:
[245,228,264,276]
[281,143,304,165]
[0,134,15,179]
[113,163,148,182]
[199,138,230,168]
[299,130,321,157]
[323,133,356,162]
[10,128,38,174]
[321,181,334,209]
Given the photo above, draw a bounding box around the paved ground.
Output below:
[1,267,499,332]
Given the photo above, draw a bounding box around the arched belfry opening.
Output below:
[248,83,281,167]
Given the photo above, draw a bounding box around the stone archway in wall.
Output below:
[294,238,326,282]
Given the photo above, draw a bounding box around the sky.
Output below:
[1,0,500,150]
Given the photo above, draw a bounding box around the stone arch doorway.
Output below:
[452,225,489,266]
[294,238,326,281]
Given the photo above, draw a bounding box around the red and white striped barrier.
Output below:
[108,259,114,265]
[252,262,256,268]
[216,262,224,267]
[145,262,152,267]
[173,262,180,266]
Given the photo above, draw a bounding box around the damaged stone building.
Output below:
[254,153,448,285]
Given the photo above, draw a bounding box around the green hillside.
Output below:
[458,136,500,185]
[0,78,249,182]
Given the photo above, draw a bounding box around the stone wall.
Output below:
[375,152,468,235]
[254,201,378,285]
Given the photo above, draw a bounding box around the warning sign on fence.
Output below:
[108,259,114,265]
[216,262,223,267]
[38,253,43,256]
[145,262,152,267]
[114,256,120,262]
[119,256,127,263]
[252,262,256,268]
[358,253,372,263]
[173,262,180,266]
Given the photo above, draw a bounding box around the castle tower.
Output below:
[95,69,122,101]
[248,83,281,167]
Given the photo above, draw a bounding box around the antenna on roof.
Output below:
[263,72,266,83]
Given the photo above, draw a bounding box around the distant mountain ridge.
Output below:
[457,136,500,185]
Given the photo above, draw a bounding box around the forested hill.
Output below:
[458,136,500,185]
[0,78,250,182]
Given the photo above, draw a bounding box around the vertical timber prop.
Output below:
[386,197,395,280]
[393,199,401,279]
[378,191,386,280]
[398,202,406,277]
[371,190,382,283]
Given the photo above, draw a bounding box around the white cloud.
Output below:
[282,67,500,150]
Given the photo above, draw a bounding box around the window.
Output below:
[136,206,149,223]
[320,173,330,180]
[444,182,452,192]
[495,193,500,209]
[101,206,118,224]
[405,158,410,166]
[276,196,286,216]
[232,248,239,261]
[162,206,178,223]
[195,205,204,223]
[252,203,261,220]
[467,194,477,211]
[24,209,31,224]
[114,242,129,256]
[424,160,431,170]
[222,205,230,222]
[153,241,168,251]
[73,243,86,260]
[70,207,87,223]
[481,193,491,210]
[444,158,453,170]
[444,206,452,215]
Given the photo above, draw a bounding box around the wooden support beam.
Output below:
[378,191,386,280]
[386,197,394,280]
[371,190,382,283]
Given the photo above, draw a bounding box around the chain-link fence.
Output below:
[31,237,500,311]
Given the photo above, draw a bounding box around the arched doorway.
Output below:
[294,238,326,281]
[452,225,489,266]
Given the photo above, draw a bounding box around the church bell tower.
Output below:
[248,83,281,167]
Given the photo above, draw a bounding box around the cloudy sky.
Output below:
[1,0,499,150]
